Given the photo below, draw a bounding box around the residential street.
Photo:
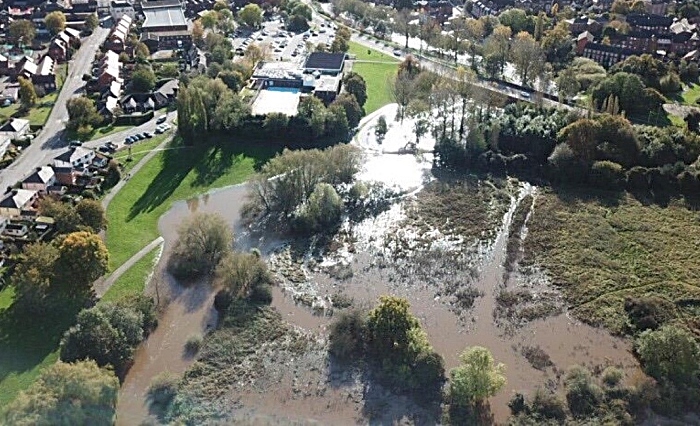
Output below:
[0,26,111,192]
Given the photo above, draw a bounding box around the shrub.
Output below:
[590,160,624,190]
[214,289,233,312]
[530,388,567,421]
[292,182,343,234]
[624,296,675,332]
[148,372,179,406]
[168,213,233,279]
[328,308,366,360]
[248,283,272,304]
[602,366,624,387]
[635,325,700,386]
[565,365,603,417]
[184,334,203,355]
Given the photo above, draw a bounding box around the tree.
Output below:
[53,231,109,297]
[510,31,544,86]
[218,70,244,92]
[192,20,204,47]
[392,71,414,122]
[134,41,150,59]
[483,25,511,76]
[366,296,421,358]
[168,212,233,279]
[541,22,574,68]
[564,365,604,417]
[18,77,37,110]
[464,19,485,70]
[636,325,700,386]
[84,13,98,31]
[287,14,310,32]
[44,11,66,36]
[38,198,82,234]
[200,10,219,29]
[66,96,101,133]
[449,346,506,406]
[131,66,156,93]
[375,115,388,142]
[238,3,263,28]
[12,242,59,312]
[498,8,533,33]
[9,20,36,47]
[3,360,118,426]
[293,183,343,232]
[75,199,107,232]
[330,36,349,53]
[331,93,363,129]
[60,302,151,373]
[556,67,581,102]
[214,251,271,298]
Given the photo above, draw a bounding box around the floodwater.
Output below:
[117,105,641,424]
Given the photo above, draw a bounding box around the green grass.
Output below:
[112,132,174,174]
[105,137,277,271]
[0,64,67,127]
[0,286,14,310]
[86,124,131,141]
[348,41,399,114]
[523,189,700,335]
[100,246,160,303]
[681,83,700,106]
[348,40,400,62]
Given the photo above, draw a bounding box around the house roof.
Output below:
[156,78,179,96]
[578,30,594,42]
[21,60,37,75]
[64,27,80,39]
[109,80,122,97]
[0,189,36,209]
[23,166,55,184]
[0,54,7,62]
[142,0,182,9]
[105,96,119,112]
[303,52,346,72]
[37,56,54,76]
[0,118,29,132]
[54,146,93,167]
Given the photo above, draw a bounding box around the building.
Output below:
[4,222,29,237]
[105,14,132,52]
[0,118,30,140]
[0,189,38,217]
[303,52,346,75]
[53,146,96,169]
[140,1,190,51]
[22,166,56,193]
[109,0,135,20]
[0,136,11,158]
[97,50,123,89]
[582,42,636,67]
[626,13,674,33]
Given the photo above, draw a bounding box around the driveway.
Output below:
[0,26,110,191]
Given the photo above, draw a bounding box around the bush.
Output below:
[184,334,203,355]
[168,213,233,280]
[636,325,700,386]
[248,283,272,304]
[565,365,603,418]
[214,289,233,312]
[624,296,675,332]
[328,309,366,360]
[590,160,624,190]
[292,182,343,234]
[602,366,624,387]
[148,372,179,406]
[529,388,568,421]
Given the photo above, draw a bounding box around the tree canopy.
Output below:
[449,346,506,405]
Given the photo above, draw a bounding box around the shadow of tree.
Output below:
[0,295,83,387]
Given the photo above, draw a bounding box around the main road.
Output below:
[0,26,111,191]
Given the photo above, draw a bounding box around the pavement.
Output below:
[0,26,178,193]
[94,236,164,298]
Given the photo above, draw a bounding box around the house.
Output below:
[22,166,56,193]
[627,13,674,33]
[53,166,79,186]
[109,0,135,20]
[64,27,81,40]
[98,66,121,89]
[0,189,38,217]
[576,31,595,54]
[0,118,30,140]
[0,54,8,71]
[99,95,120,118]
[120,93,155,112]
[48,38,68,62]
[303,52,346,75]
[4,222,29,237]
[152,78,178,106]
[0,84,19,104]
[16,56,37,80]
[582,42,636,67]
[53,146,96,169]
[105,15,132,52]
[34,56,56,91]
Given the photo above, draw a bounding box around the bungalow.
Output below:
[22,166,56,193]
[54,146,96,169]
[0,189,38,217]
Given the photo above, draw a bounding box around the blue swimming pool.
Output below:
[265,86,300,93]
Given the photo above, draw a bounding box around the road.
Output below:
[0,26,111,191]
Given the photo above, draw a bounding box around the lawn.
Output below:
[85,124,132,141]
[112,132,174,174]
[348,41,399,114]
[523,189,700,335]
[0,64,67,127]
[100,246,160,303]
[105,137,277,271]
[681,83,700,106]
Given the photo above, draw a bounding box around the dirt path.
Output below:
[94,237,164,298]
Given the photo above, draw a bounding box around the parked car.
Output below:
[98,145,111,153]
[125,136,134,144]
[393,49,402,57]
[69,140,82,147]
[143,132,152,138]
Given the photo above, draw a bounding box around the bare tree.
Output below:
[391,72,414,122]
[510,31,545,87]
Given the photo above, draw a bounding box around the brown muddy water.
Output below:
[117,178,641,425]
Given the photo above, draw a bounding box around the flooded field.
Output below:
[117,105,642,425]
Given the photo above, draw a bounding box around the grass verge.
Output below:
[348,41,399,114]
[522,189,700,334]
[105,136,277,271]
[0,64,67,127]
[100,246,160,303]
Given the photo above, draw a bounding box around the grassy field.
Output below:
[101,246,160,303]
[0,64,67,127]
[523,189,700,334]
[112,132,174,174]
[348,41,399,114]
[681,83,700,106]
[105,137,277,271]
